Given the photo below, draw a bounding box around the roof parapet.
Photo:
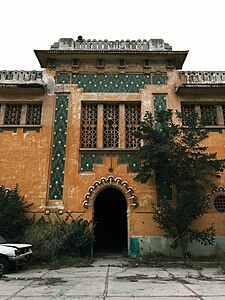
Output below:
[179,71,225,84]
[50,37,173,52]
[0,70,43,83]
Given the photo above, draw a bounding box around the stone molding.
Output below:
[83,176,138,209]
[0,70,43,83]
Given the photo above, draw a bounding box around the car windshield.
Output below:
[0,236,7,243]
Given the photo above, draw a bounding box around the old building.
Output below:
[1,37,225,256]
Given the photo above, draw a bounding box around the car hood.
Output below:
[0,243,32,249]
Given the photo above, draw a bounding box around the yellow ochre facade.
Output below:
[1,37,225,256]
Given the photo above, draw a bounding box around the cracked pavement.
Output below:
[0,257,225,299]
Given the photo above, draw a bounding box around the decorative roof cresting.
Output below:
[0,70,43,82]
[50,37,172,51]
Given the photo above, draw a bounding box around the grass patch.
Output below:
[49,255,93,269]
[27,255,93,270]
[129,252,222,269]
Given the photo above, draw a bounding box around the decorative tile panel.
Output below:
[153,95,167,131]
[80,153,104,171]
[80,152,140,172]
[49,95,69,200]
[0,128,17,133]
[152,73,166,84]
[155,172,172,201]
[56,72,71,84]
[72,74,151,93]
[153,95,170,201]
[118,153,140,172]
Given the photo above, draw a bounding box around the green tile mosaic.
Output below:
[23,127,40,133]
[205,128,223,134]
[0,127,17,133]
[155,172,172,201]
[72,74,151,93]
[130,237,140,257]
[153,94,167,131]
[152,73,166,84]
[56,72,71,84]
[80,153,104,172]
[80,152,140,172]
[153,94,171,201]
[49,95,69,200]
[118,153,140,172]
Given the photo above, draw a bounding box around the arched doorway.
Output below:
[94,187,127,254]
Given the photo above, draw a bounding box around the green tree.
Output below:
[0,184,33,241]
[135,109,225,258]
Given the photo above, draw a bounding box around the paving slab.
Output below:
[0,279,33,297]
[202,297,225,300]
[63,278,105,297]
[92,257,130,267]
[106,296,199,300]
[109,266,169,279]
[1,261,225,299]
[185,280,225,297]
[166,267,200,278]
[200,267,225,278]
[108,278,194,297]
[43,266,107,279]
[5,268,49,279]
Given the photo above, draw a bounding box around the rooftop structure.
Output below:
[50,37,173,51]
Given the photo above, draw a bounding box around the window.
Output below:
[214,195,225,213]
[81,104,97,148]
[221,105,225,122]
[119,59,125,68]
[181,104,196,126]
[200,105,217,125]
[81,102,141,149]
[103,104,119,148]
[125,104,141,148]
[96,59,105,69]
[0,103,42,127]
[26,104,42,125]
[181,103,224,126]
[4,104,22,125]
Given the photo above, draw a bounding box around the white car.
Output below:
[0,236,32,274]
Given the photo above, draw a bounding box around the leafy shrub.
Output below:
[24,218,65,262]
[221,253,225,273]
[25,217,93,263]
[61,219,93,256]
[0,184,33,241]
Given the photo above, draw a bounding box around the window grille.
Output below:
[181,104,196,126]
[103,104,119,148]
[200,105,217,125]
[125,104,141,148]
[81,104,98,148]
[214,195,225,212]
[4,104,22,125]
[222,105,225,125]
[26,104,42,125]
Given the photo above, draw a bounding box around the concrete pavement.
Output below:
[0,257,225,299]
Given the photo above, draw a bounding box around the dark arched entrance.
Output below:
[94,187,127,254]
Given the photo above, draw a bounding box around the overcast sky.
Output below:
[0,0,224,71]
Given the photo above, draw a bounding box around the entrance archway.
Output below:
[94,187,127,254]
